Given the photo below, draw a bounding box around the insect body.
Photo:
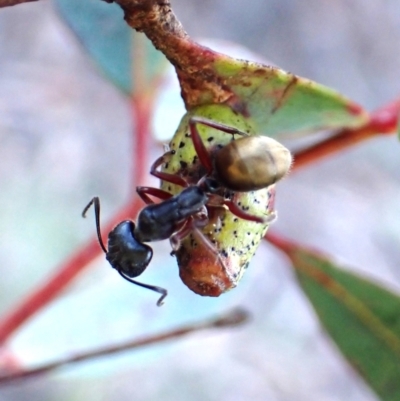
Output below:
[213,135,292,191]
[83,104,291,303]
[159,104,291,296]
[135,186,208,243]
[82,197,167,306]
[82,182,222,306]
[82,186,212,306]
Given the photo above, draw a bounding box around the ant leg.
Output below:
[190,116,250,138]
[168,210,230,277]
[82,197,108,253]
[188,118,213,173]
[169,208,208,252]
[150,152,188,187]
[117,270,168,307]
[188,116,250,174]
[223,199,276,224]
[207,194,275,224]
[83,198,168,306]
[169,220,192,252]
[136,186,173,205]
[191,226,228,274]
[169,219,224,267]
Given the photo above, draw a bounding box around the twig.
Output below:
[111,0,235,108]
[0,92,154,346]
[130,95,153,188]
[292,98,399,171]
[0,0,37,8]
[0,198,143,345]
[0,0,398,350]
[0,308,249,384]
[266,98,399,252]
[113,0,188,47]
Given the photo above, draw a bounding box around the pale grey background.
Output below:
[0,1,399,400]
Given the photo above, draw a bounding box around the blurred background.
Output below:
[0,0,400,400]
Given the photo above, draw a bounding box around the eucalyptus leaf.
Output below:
[55,0,166,94]
[280,243,400,401]
[206,53,369,137]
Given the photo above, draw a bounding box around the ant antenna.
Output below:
[117,270,167,306]
[82,197,168,306]
[82,197,107,253]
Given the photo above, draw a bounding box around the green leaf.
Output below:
[270,236,400,401]
[54,2,368,135]
[212,56,369,137]
[168,39,368,137]
[54,0,166,94]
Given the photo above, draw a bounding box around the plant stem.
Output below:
[0,198,143,345]
[0,92,154,346]
[130,95,153,188]
[0,308,249,384]
[0,0,398,349]
[292,98,399,170]
[0,0,37,7]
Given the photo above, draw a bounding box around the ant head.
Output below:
[106,221,153,278]
[197,176,221,194]
[82,197,167,306]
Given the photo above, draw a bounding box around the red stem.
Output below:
[292,98,399,170]
[0,0,37,8]
[264,232,295,253]
[0,95,153,346]
[0,198,143,345]
[267,98,400,251]
[0,308,248,384]
[0,95,398,346]
[130,95,153,187]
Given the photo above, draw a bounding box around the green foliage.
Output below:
[160,104,274,295]
[288,246,400,401]
[211,55,369,136]
[55,0,166,94]
[54,0,368,137]
[54,3,396,400]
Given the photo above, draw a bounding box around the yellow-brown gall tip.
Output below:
[214,136,292,191]
[266,137,292,182]
[176,246,236,296]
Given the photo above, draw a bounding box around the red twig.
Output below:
[267,98,400,254]
[292,98,399,171]
[130,95,153,187]
[0,308,249,384]
[0,91,154,345]
[0,198,143,345]
[0,0,37,8]
[264,232,295,254]
[1,97,397,346]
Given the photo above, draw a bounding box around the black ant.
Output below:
[82,197,167,306]
[83,116,291,305]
